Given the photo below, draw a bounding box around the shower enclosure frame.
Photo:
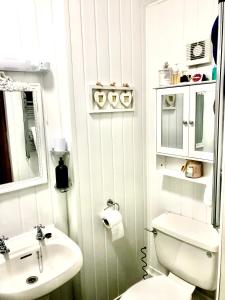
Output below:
[213,1,225,299]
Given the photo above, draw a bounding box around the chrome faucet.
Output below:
[34,224,45,241]
[0,236,10,255]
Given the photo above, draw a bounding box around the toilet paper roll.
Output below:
[100,208,124,241]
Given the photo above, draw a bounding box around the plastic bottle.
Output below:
[55,157,69,189]
[172,64,180,85]
[212,65,217,80]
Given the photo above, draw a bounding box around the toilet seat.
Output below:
[120,275,193,300]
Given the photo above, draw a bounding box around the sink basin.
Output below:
[0,225,83,300]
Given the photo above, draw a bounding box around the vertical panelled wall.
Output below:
[0,0,72,238]
[68,0,145,299]
[146,0,218,274]
[0,1,74,299]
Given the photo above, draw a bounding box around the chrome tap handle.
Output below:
[0,236,8,241]
[34,224,45,240]
[0,236,10,254]
[144,228,157,235]
[34,224,45,229]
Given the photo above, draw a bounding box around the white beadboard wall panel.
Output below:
[0,1,74,299]
[69,0,145,299]
[69,0,97,299]
[146,0,217,273]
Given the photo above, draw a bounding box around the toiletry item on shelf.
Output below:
[202,74,209,81]
[55,157,69,189]
[180,75,189,82]
[159,62,172,86]
[172,64,180,85]
[181,160,203,179]
[192,73,202,82]
[212,65,217,80]
[53,138,67,155]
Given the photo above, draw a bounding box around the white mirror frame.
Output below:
[0,75,47,194]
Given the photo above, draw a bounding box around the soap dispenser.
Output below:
[55,157,69,189]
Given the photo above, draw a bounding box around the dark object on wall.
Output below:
[0,91,12,184]
[211,16,218,64]
[55,157,68,189]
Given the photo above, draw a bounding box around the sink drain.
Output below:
[26,276,38,285]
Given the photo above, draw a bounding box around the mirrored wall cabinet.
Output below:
[156,81,215,162]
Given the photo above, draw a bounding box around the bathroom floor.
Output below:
[192,288,215,300]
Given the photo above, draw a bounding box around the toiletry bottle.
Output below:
[159,62,172,86]
[212,65,217,80]
[55,157,69,189]
[172,64,180,85]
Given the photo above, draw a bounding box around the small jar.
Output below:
[159,62,172,86]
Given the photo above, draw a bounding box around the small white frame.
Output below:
[89,85,135,114]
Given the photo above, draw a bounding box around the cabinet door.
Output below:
[189,83,215,161]
[156,87,189,156]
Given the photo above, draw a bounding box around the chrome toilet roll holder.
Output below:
[104,199,120,211]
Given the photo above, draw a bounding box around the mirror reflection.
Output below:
[161,93,184,149]
[0,91,39,184]
[195,91,214,153]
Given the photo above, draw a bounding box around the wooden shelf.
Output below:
[157,169,209,185]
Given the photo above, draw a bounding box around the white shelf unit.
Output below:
[154,80,216,89]
[156,155,212,186]
[89,85,134,114]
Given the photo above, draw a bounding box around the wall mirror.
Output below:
[0,75,47,194]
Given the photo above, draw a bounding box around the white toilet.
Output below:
[121,213,219,300]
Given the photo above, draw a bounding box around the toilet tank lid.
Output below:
[152,213,219,252]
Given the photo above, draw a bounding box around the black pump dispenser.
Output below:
[55,157,68,189]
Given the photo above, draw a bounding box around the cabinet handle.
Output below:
[182,121,188,125]
[189,121,194,125]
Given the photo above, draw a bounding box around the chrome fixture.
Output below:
[0,236,10,254]
[34,224,45,241]
[104,199,120,211]
[144,228,157,235]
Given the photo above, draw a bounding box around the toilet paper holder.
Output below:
[104,199,120,211]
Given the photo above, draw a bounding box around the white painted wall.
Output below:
[68,0,146,299]
[146,0,218,274]
[0,0,72,239]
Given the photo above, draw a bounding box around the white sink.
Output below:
[0,225,83,300]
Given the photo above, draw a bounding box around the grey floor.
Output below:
[192,288,215,300]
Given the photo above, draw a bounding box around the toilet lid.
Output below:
[120,275,192,300]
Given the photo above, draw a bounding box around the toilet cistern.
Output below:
[120,212,219,300]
